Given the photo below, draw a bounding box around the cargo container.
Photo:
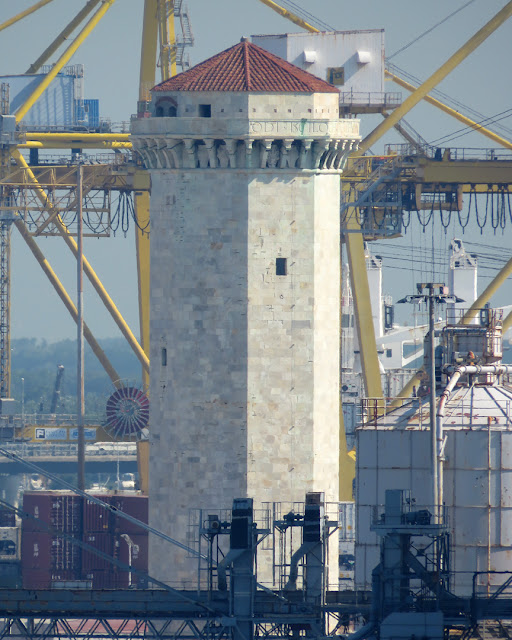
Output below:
[0,527,20,560]
[83,495,112,532]
[0,561,21,588]
[23,491,83,534]
[110,494,148,535]
[81,533,114,571]
[24,568,80,590]
[21,532,81,571]
[81,569,117,589]
[0,506,16,527]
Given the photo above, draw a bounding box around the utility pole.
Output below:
[77,162,85,491]
[398,283,462,517]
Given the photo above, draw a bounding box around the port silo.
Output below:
[356,309,512,596]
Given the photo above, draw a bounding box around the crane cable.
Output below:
[386,0,477,61]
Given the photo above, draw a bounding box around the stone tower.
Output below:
[131,39,360,586]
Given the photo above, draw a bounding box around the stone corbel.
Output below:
[311,140,330,169]
[146,140,159,169]
[183,138,197,169]
[279,138,295,169]
[204,139,217,168]
[133,141,151,169]
[244,138,254,169]
[333,140,348,170]
[298,138,314,169]
[166,139,182,169]
[154,138,168,169]
[224,139,238,168]
[322,140,339,170]
[260,138,274,168]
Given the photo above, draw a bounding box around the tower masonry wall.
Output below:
[151,90,342,120]
[147,168,340,586]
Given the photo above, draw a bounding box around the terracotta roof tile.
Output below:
[153,39,339,94]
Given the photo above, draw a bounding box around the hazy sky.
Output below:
[1,0,511,344]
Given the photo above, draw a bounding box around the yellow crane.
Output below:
[0,0,193,489]
[256,0,512,499]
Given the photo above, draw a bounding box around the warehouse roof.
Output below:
[153,39,339,93]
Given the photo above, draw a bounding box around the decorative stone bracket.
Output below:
[131,135,358,171]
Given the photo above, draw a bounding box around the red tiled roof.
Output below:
[153,39,339,93]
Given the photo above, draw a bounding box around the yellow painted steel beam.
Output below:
[26,0,102,74]
[343,187,383,399]
[356,1,512,156]
[504,310,512,334]
[12,150,150,374]
[0,0,55,33]
[134,186,151,390]
[388,371,424,408]
[257,0,320,32]
[386,70,512,151]
[25,133,131,142]
[158,0,177,81]
[461,256,512,325]
[15,0,116,123]
[413,159,512,186]
[14,219,121,387]
[19,141,132,150]
[139,0,159,101]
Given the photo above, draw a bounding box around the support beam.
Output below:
[14,219,121,386]
[139,0,159,101]
[256,0,319,32]
[504,309,512,334]
[357,1,512,156]
[385,69,512,151]
[19,141,132,150]
[25,0,102,74]
[158,0,177,81]
[24,133,131,143]
[343,186,383,399]
[15,0,116,123]
[0,0,55,33]
[11,150,149,374]
[462,256,512,325]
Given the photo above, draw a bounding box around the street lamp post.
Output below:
[398,283,463,518]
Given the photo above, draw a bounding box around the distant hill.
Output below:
[10,337,143,417]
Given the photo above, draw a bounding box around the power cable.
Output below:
[387,62,512,140]
[428,108,512,146]
[278,0,335,31]
[386,0,476,61]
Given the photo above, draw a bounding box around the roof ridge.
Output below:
[243,40,252,91]
[152,40,339,94]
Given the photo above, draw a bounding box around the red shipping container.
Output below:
[81,533,114,571]
[83,495,112,533]
[81,569,116,589]
[22,531,81,572]
[21,532,51,570]
[110,495,148,535]
[23,492,83,534]
[23,568,80,590]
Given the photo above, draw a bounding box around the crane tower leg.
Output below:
[0,221,11,398]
